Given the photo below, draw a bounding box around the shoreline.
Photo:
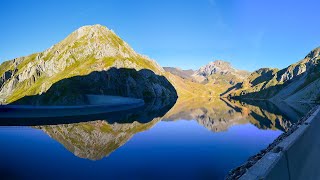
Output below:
[226,104,320,179]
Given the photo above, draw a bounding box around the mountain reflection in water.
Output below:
[163,97,313,132]
[0,97,316,180]
[32,97,314,161]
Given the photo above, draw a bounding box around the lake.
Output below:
[0,97,314,180]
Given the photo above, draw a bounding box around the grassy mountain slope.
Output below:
[226,47,320,102]
[163,67,195,80]
[0,24,176,104]
[164,60,250,97]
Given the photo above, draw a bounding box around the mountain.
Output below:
[193,60,250,83]
[225,47,320,102]
[163,67,195,81]
[32,96,175,160]
[0,24,177,104]
[2,24,318,104]
[37,97,310,160]
[164,60,250,97]
[0,24,249,104]
[39,119,160,160]
[162,97,249,132]
[162,97,302,132]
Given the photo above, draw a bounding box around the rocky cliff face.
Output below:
[12,68,177,105]
[0,24,176,104]
[226,47,320,102]
[193,60,250,84]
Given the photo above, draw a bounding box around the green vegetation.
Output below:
[127,56,161,74]
[6,53,121,103]
[0,60,13,76]
[227,48,320,101]
[6,24,319,104]
[1,24,173,104]
[17,53,38,72]
[100,124,113,133]
[80,124,95,134]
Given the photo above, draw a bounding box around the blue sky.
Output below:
[1,0,319,71]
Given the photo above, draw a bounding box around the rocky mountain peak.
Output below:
[254,68,278,75]
[183,60,251,85]
[0,24,170,103]
[46,24,137,59]
[305,47,320,59]
[74,24,108,38]
[195,60,228,77]
[77,24,107,31]
[209,60,231,66]
[194,60,247,77]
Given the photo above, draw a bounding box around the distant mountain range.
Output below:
[164,60,250,97]
[164,48,320,103]
[164,60,250,84]
[0,24,319,104]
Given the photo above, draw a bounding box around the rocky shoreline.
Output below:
[226,104,320,180]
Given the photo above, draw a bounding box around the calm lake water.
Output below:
[0,98,314,180]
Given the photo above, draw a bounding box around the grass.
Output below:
[2,26,169,103]
[127,56,161,74]
[16,53,38,72]
[80,124,95,134]
[0,60,13,76]
[42,51,54,61]
[6,54,121,103]
[100,124,113,133]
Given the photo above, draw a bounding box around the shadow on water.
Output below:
[30,97,314,161]
[32,97,176,160]
[33,97,315,161]
[3,67,318,179]
[0,97,176,126]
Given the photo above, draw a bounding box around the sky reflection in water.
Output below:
[0,98,314,180]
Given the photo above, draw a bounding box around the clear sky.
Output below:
[1,0,319,71]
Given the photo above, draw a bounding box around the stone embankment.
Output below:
[227,105,320,180]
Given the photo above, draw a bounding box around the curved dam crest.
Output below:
[0,95,145,118]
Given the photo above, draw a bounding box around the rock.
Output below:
[0,24,175,104]
[227,46,320,102]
